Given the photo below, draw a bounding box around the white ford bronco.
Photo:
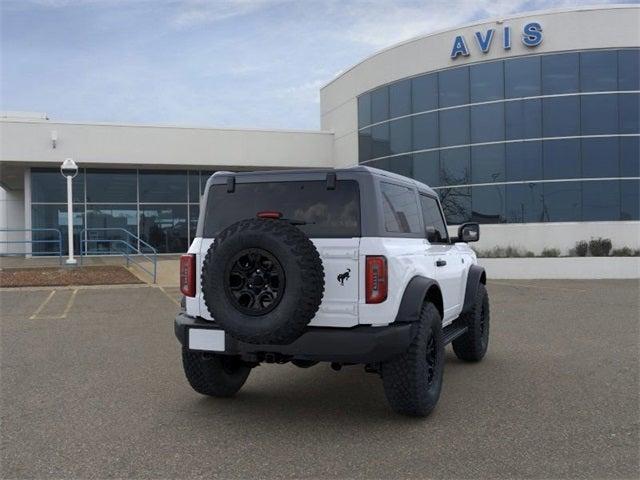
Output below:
[175,167,489,416]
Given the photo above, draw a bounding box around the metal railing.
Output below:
[79,228,157,283]
[0,228,64,264]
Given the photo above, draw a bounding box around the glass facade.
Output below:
[31,168,214,254]
[357,48,640,224]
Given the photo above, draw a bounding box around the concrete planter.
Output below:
[478,257,640,279]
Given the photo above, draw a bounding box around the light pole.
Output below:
[60,158,78,265]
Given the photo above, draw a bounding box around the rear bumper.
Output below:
[175,313,415,364]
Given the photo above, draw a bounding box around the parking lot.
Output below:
[1,279,638,479]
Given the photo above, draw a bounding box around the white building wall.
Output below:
[0,186,26,254]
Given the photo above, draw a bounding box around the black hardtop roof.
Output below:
[207,166,438,197]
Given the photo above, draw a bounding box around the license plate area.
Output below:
[188,328,225,352]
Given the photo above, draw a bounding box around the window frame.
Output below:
[378,181,423,238]
[419,192,450,244]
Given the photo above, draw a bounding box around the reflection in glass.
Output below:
[580,51,617,92]
[542,182,581,222]
[542,52,579,94]
[471,145,505,183]
[506,183,544,223]
[140,205,189,253]
[86,169,136,203]
[618,49,640,91]
[31,168,84,203]
[358,94,371,128]
[86,205,138,254]
[386,155,413,178]
[583,181,620,221]
[581,94,618,135]
[621,180,640,220]
[471,185,505,223]
[543,139,581,180]
[439,108,469,147]
[359,129,373,162]
[439,67,469,108]
[470,61,504,102]
[620,137,640,177]
[200,171,216,197]
[619,93,639,134]
[189,204,200,242]
[412,73,438,113]
[439,187,471,225]
[543,96,580,137]
[139,170,187,203]
[506,142,543,182]
[188,171,200,203]
[505,99,542,140]
[470,103,504,143]
[412,112,438,151]
[413,152,440,187]
[390,79,411,118]
[371,86,389,123]
[389,117,411,155]
[31,204,84,255]
[581,137,619,178]
[505,56,541,98]
[440,147,470,186]
[371,123,390,158]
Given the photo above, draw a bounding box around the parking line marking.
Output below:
[29,290,56,319]
[58,289,78,319]
[158,286,181,307]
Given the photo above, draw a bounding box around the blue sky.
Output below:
[1,0,636,130]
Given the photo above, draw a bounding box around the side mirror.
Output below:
[457,223,480,243]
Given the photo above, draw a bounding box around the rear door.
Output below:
[420,194,465,323]
[197,179,361,327]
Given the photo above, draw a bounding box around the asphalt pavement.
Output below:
[1,280,638,479]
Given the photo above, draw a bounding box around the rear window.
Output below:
[204,180,361,238]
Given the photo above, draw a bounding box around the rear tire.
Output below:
[452,283,490,362]
[380,302,444,417]
[182,348,252,397]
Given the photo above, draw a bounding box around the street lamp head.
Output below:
[60,158,78,178]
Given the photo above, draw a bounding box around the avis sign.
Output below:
[450,22,543,59]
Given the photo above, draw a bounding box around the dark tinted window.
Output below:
[389,117,412,155]
[31,168,84,203]
[621,179,640,220]
[620,137,640,177]
[86,205,138,253]
[618,49,640,91]
[420,195,448,242]
[470,61,504,102]
[506,142,543,181]
[412,112,438,150]
[439,108,470,147]
[412,73,438,112]
[371,123,390,158]
[581,137,619,178]
[188,171,200,202]
[358,94,371,128]
[86,169,136,203]
[140,205,188,253]
[359,129,373,162]
[471,103,504,142]
[440,187,471,224]
[619,93,639,134]
[581,94,618,135]
[506,183,543,223]
[384,155,413,178]
[189,204,199,241]
[200,171,215,197]
[31,204,84,255]
[139,170,187,203]
[413,152,440,187]
[440,147,470,186]
[471,144,505,183]
[390,79,411,118]
[371,87,389,123]
[471,185,505,223]
[543,139,581,180]
[580,51,617,92]
[542,53,579,94]
[505,56,541,98]
[380,182,421,234]
[582,181,620,221]
[439,67,469,107]
[543,181,581,221]
[204,181,361,238]
[543,96,580,137]
[505,99,542,140]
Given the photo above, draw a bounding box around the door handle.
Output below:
[436,260,447,267]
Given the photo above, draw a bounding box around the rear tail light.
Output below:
[257,211,282,219]
[366,256,388,304]
[180,254,196,297]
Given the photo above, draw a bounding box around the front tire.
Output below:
[452,283,490,362]
[182,348,252,397]
[381,302,444,417]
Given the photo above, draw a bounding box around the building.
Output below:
[1,5,639,256]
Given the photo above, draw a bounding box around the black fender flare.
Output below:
[461,265,487,315]
[394,276,443,323]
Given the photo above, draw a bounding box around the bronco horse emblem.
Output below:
[337,268,351,286]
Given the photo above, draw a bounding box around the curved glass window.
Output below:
[357,48,640,224]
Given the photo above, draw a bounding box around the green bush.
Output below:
[540,247,560,257]
[574,240,589,257]
[475,246,535,258]
[610,247,640,257]
[589,237,612,257]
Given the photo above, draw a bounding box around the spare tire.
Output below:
[201,218,324,345]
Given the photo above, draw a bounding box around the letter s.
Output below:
[522,22,543,47]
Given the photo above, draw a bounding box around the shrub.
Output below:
[589,237,612,257]
[574,241,589,257]
[610,247,640,257]
[540,247,560,257]
[475,246,534,258]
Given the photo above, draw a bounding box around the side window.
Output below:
[380,182,421,234]
[420,194,449,243]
